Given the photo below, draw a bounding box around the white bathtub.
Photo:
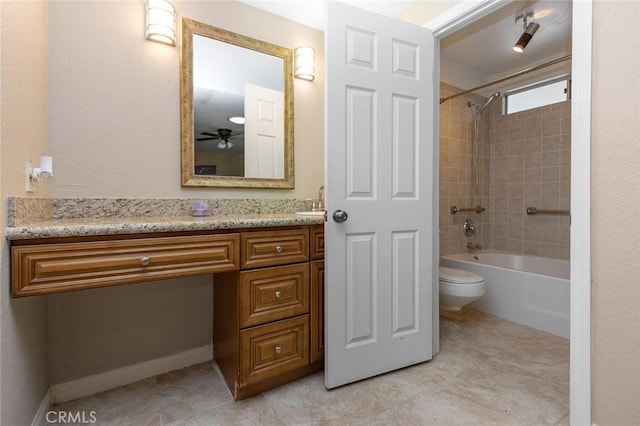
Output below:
[440,251,570,338]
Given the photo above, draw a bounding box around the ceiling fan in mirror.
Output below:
[196,128,243,149]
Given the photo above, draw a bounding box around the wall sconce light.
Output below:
[26,156,53,192]
[146,0,176,46]
[295,46,315,81]
[513,12,539,53]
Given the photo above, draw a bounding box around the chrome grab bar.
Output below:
[526,207,570,216]
[450,205,485,214]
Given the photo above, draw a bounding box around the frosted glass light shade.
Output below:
[295,46,315,81]
[146,0,176,46]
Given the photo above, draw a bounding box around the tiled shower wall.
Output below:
[439,82,571,260]
[489,100,571,259]
[439,83,491,255]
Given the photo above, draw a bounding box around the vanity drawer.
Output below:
[11,234,239,297]
[240,315,309,387]
[239,264,310,328]
[310,225,324,260]
[241,229,309,269]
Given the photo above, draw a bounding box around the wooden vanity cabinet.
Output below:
[10,223,324,400]
[213,226,324,400]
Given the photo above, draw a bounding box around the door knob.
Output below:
[332,210,348,223]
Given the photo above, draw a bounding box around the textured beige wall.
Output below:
[439,85,571,260]
[395,0,462,26]
[591,1,640,424]
[47,0,324,199]
[45,1,325,385]
[489,100,571,259]
[439,82,491,255]
[0,1,50,425]
[48,277,214,384]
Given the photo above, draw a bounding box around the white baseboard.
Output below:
[50,344,213,405]
[31,388,52,426]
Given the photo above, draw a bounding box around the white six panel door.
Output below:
[244,83,285,178]
[325,2,436,388]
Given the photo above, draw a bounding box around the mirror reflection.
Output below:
[181,18,294,188]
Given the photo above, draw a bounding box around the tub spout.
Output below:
[467,241,482,250]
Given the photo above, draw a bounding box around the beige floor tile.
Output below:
[48,309,569,426]
[438,357,569,424]
[556,411,571,425]
[262,371,391,425]
[354,386,523,426]
[164,395,282,426]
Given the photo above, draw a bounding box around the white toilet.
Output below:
[439,266,486,311]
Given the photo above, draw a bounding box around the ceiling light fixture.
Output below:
[228,116,245,125]
[513,12,539,53]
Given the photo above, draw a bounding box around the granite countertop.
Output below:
[6,213,325,241]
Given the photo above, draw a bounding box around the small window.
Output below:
[504,76,570,115]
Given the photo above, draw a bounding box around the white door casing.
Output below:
[244,83,284,178]
[325,1,436,389]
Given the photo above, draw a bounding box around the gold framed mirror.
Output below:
[180,18,294,188]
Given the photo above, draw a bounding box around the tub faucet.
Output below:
[467,241,482,250]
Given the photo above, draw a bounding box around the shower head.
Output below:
[481,92,501,111]
[468,92,501,113]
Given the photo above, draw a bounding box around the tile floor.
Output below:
[48,309,570,425]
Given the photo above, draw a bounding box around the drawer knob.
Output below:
[140,257,150,266]
[275,291,282,299]
[275,245,283,253]
[275,345,282,354]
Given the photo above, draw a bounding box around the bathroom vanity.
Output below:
[212,225,324,399]
[7,201,324,400]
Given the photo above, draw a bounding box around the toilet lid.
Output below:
[439,266,484,284]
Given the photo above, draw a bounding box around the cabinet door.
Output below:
[311,260,324,362]
[310,225,325,260]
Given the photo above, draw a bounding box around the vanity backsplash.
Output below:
[8,197,315,226]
